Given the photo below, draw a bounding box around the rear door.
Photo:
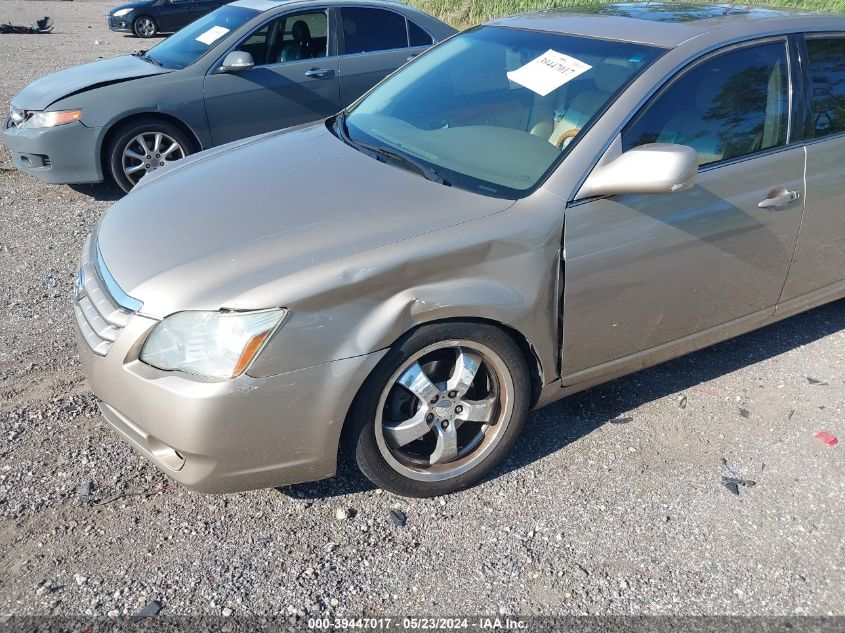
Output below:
[561,39,806,378]
[203,8,341,146]
[156,0,197,32]
[337,6,426,106]
[779,33,845,302]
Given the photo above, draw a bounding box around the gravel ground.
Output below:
[1,0,844,622]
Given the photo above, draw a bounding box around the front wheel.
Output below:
[350,323,531,497]
[107,119,194,193]
[132,15,158,38]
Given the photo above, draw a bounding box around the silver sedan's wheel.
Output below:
[375,341,514,481]
[121,132,186,187]
[133,16,157,37]
[351,323,530,497]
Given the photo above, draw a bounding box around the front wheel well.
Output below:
[100,113,201,177]
[340,317,544,447]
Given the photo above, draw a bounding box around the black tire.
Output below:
[107,118,195,193]
[349,322,531,497]
[132,15,158,38]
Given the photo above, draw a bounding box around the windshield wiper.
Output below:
[365,143,451,186]
[335,113,450,186]
[133,50,163,67]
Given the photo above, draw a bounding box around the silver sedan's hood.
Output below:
[98,123,515,317]
[13,55,170,111]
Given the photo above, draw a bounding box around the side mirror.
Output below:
[577,143,699,199]
[218,51,254,73]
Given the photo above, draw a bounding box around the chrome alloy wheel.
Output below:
[122,132,185,186]
[135,17,156,37]
[375,341,514,482]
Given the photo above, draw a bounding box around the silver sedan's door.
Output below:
[337,6,422,105]
[203,9,340,146]
[561,39,806,379]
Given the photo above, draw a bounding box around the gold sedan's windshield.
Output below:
[343,26,665,199]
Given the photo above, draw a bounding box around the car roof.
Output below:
[232,0,416,13]
[488,2,845,48]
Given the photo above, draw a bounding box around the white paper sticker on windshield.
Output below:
[195,25,230,45]
[507,50,592,96]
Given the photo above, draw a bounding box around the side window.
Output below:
[278,12,328,63]
[239,23,272,65]
[624,42,790,167]
[408,20,433,47]
[238,11,328,66]
[340,8,408,54]
[806,37,845,139]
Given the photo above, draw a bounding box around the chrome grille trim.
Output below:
[73,234,141,356]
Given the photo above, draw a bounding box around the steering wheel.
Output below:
[554,128,581,150]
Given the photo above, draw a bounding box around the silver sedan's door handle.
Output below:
[305,68,334,78]
[758,188,800,209]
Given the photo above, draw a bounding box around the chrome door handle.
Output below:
[305,68,333,78]
[758,188,800,209]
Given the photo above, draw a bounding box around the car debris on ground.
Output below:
[816,432,839,447]
[129,599,163,623]
[0,17,53,35]
[721,458,757,496]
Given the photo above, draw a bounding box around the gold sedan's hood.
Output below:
[97,123,514,317]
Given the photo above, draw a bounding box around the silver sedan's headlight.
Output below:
[140,309,287,379]
[20,109,84,129]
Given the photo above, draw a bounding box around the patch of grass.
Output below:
[410,0,845,29]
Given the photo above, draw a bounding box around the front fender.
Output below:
[50,72,211,150]
[247,189,565,385]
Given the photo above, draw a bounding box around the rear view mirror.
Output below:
[219,51,254,73]
[577,143,699,199]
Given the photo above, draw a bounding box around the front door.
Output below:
[562,39,806,378]
[203,9,341,146]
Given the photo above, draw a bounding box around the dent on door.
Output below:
[561,147,806,381]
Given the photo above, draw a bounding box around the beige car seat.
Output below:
[528,60,633,148]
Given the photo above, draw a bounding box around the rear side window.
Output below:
[341,7,408,54]
[408,20,433,47]
[624,42,789,166]
[806,37,845,139]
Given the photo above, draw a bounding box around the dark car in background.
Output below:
[109,0,235,38]
[4,0,456,192]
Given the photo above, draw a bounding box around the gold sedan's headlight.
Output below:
[140,309,287,379]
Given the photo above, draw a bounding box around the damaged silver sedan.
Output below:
[75,4,845,496]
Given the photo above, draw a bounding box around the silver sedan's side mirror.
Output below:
[577,143,699,199]
[218,51,255,73]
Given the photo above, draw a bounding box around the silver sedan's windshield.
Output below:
[146,6,258,69]
[343,27,664,199]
